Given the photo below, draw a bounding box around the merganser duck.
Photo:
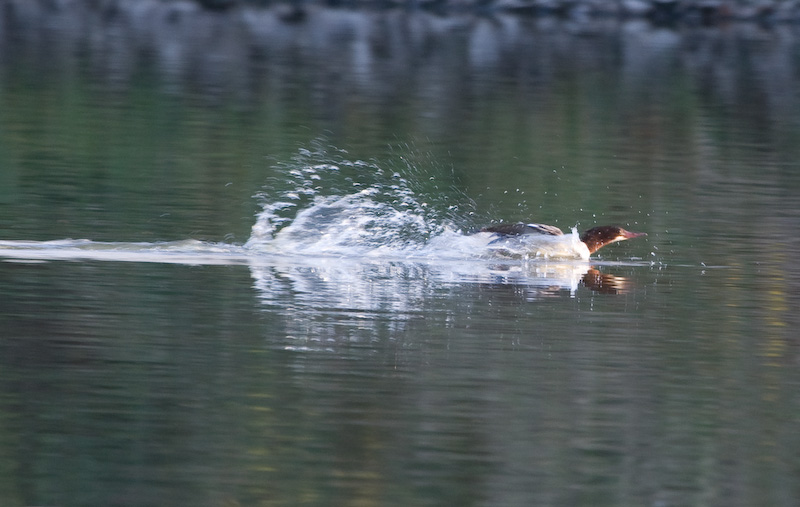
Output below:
[480,223,646,258]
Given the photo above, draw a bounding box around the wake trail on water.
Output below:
[0,239,253,265]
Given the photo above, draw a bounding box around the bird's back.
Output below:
[480,223,564,237]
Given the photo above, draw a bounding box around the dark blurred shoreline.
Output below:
[5,0,800,27]
[4,0,798,91]
[162,0,800,25]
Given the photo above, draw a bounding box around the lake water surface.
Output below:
[1,4,799,506]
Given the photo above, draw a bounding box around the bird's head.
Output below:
[580,226,646,254]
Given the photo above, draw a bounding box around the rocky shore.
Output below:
[179,0,800,25]
[4,0,800,24]
[2,0,798,124]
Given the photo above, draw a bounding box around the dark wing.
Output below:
[480,223,564,237]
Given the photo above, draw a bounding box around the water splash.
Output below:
[244,143,478,258]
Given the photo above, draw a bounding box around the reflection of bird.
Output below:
[480,223,646,255]
[581,268,630,294]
